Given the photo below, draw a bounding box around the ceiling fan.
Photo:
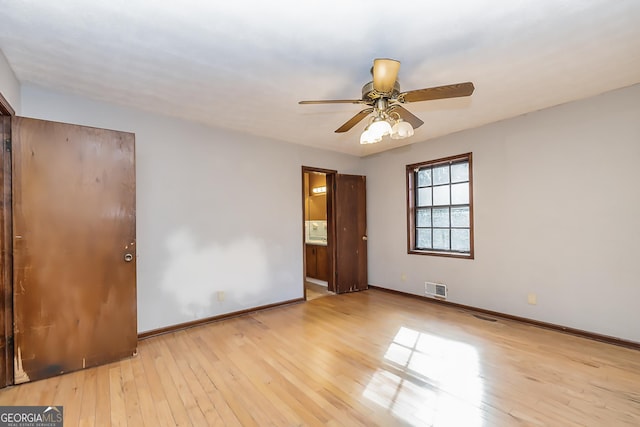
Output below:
[299,58,474,144]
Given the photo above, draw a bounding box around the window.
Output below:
[407,153,473,258]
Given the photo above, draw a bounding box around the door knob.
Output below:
[362,236,368,241]
[124,253,133,262]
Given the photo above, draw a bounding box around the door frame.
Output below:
[0,91,14,387]
[302,166,337,298]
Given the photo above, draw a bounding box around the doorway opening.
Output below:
[302,167,336,300]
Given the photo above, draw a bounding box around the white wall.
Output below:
[0,50,21,113]
[21,84,361,333]
[364,84,640,342]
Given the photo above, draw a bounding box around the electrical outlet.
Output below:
[401,273,407,282]
[217,291,225,302]
[527,293,537,305]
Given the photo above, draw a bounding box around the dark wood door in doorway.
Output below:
[334,174,367,293]
[0,116,12,387]
[12,117,137,383]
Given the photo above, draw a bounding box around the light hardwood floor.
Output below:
[1,289,639,426]
[305,281,334,301]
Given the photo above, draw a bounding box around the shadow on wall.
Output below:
[160,228,270,319]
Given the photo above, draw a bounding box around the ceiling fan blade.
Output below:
[373,58,401,93]
[335,108,374,133]
[299,99,364,105]
[388,105,424,129]
[400,82,475,103]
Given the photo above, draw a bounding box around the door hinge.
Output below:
[7,335,13,347]
[4,139,10,152]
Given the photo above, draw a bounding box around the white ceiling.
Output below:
[1,1,639,157]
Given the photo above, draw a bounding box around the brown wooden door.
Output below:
[334,174,367,293]
[0,116,12,387]
[12,117,137,383]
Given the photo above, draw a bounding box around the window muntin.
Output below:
[407,153,473,258]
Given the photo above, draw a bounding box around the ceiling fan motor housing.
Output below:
[361,81,401,103]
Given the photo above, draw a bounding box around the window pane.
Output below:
[451,183,469,204]
[451,207,469,227]
[416,228,432,249]
[433,229,450,250]
[417,187,432,206]
[416,208,431,227]
[417,168,431,187]
[433,185,450,205]
[432,165,450,185]
[451,162,469,183]
[432,207,450,227]
[452,229,470,252]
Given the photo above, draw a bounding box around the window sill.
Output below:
[408,249,474,259]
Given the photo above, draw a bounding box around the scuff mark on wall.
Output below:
[13,346,30,384]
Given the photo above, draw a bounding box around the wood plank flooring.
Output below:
[1,288,639,426]
[305,281,333,301]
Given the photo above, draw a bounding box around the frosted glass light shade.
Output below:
[360,129,382,144]
[367,119,392,139]
[391,120,414,139]
[373,59,401,93]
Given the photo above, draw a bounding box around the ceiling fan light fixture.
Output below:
[298,58,474,146]
[390,119,414,139]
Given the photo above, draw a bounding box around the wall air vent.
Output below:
[425,282,447,299]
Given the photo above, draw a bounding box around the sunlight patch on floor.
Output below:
[364,326,484,426]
